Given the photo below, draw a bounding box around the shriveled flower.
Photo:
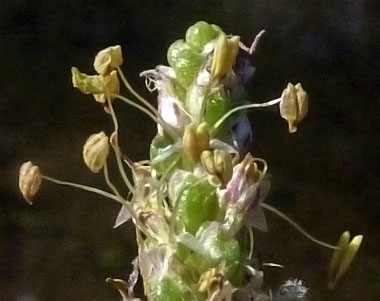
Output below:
[94,45,123,75]
[19,161,42,205]
[275,279,308,300]
[220,154,269,234]
[71,67,104,94]
[93,70,120,104]
[279,83,308,133]
[83,131,110,173]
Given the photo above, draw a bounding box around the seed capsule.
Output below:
[93,70,120,104]
[93,45,123,75]
[279,82,309,133]
[83,131,110,173]
[19,161,42,205]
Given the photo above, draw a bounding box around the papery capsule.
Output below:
[19,161,42,205]
[71,67,104,95]
[93,45,123,75]
[280,82,309,133]
[93,70,120,103]
[83,131,110,173]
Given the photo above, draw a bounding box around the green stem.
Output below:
[213,98,282,131]
[112,94,178,140]
[41,175,120,204]
[117,66,160,116]
[260,203,339,250]
[106,92,135,193]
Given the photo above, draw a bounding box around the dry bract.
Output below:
[19,161,42,204]
[83,131,110,173]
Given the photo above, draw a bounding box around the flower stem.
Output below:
[106,92,135,193]
[117,66,160,116]
[212,98,282,131]
[260,203,339,250]
[41,175,120,203]
[112,94,178,140]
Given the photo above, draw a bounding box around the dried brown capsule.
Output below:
[83,131,110,173]
[280,82,309,133]
[19,161,42,204]
[94,45,123,75]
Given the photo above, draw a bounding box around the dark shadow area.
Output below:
[1,1,379,300]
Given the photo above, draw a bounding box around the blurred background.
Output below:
[1,0,379,300]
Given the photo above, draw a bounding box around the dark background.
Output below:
[1,1,379,300]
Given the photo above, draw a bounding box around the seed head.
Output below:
[94,45,123,75]
[280,82,309,133]
[19,161,42,205]
[83,131,110,173]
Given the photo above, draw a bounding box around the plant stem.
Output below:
[213,98,282,131]
[106,92,135,193]
[42,175,120,203]
[260,203,339,250]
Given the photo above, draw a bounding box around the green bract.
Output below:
[185,21,221,52]
[167,40,204,88]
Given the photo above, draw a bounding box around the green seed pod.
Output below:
[177,177,219,234]
[93,45,123,75]
[19,161,42,205]
[185,21,220,52]
[83,131,110,173]
[151,276,194,301]
[167,40,203,88]
[204,91,229,128]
